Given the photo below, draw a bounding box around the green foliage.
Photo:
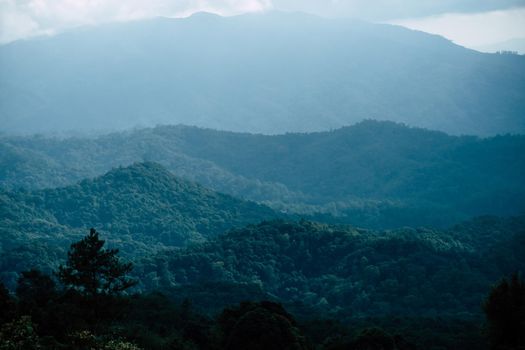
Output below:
[58,228,137,296]
[0,222,509,349]
[1,162,279,246]
[0,124,523,349]
[158,218,525,317]
[68,330,143,350]
[1,122,523,229]
[216,301,310,350]
[0,162,280,289]
[0,316,43,350]
[483,273,525,350]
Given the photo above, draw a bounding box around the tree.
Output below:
[0,283,16,325]
[217,301,309,350]
[16,269,56,309]
[57,228,137,297]
[483,272,525,350]
[0,316,42,350]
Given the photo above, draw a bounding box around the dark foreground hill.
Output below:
[1,121,524,228]
[1,12,524,136]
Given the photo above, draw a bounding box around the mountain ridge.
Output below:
[1,121,524,228]
[1,162,281,246]
[152,217,525,317]
[1,12,524,136]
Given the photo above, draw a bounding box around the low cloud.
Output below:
[1,0,524,44]
[392,7,525,48]
[271,0,525,20]
[0,0,273,44]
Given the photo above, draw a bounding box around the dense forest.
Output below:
[0,162,281,289]
[153,219,525,317]
[1,119,524,349]
[2,8,524,350]
[1,220,524,349]
[1,160,524,348]
[3,163,523,316]
[2,121,524,228]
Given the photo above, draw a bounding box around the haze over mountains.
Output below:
[0,162,278,248]
[2,161,524,322]
[0,162,280,287]
[1,11,524,136]
[2,121,524,228]
[1,8,525,349]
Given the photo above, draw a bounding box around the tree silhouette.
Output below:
[16,269,56,308]
[217,301,309,350]
[0,282,16,325]
[57,228,137,297]
[483,272,525,350]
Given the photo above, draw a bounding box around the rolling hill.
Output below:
[0,162,280,288]
[147,217,525,317]
[1,121,524,228]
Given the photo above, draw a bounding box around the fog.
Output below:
[2,0,525,47]
[1,2,525,349]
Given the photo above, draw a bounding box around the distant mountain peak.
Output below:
[1,11,523,136]
[86,161,183,189]
[187,11,223,20]
[11,161,280,246]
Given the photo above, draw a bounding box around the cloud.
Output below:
[392,7,525,48]
[0,0,273,44]
[271,0,525,20]
[1,0,524,44]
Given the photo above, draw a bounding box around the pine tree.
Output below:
[58,228,137,297]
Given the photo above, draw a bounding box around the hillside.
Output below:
[148,218,525,318]
[1,162,279,245]
[1,121,524,228]
[4,216,519,349]
[1,12,524,136]
[0,162,280,288]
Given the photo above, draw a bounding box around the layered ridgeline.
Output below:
[145,218,525,318]
[0,162,280,288]
[2,121,524,228]
[2,161,524,318]
[1,12,524,136]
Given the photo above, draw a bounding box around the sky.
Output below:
[1,0,525,51]
[392,7,525,51]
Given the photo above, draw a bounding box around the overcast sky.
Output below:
[1,0,525,50]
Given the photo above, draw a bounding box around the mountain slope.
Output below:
[1,162,280,246]
[0,162,281,288]
[148,217,525,317]
[1,121,524,228]
[1,12,524,136]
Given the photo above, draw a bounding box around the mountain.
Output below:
[1,121,524,228]
[1,161,279,246]
[147,217,525,317]
[0,162,280,288]
[1,12,524,136]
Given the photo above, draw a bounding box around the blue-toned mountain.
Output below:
[1,12,524,136]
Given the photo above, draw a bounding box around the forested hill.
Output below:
[0,162,279,254]
[144,217,525,318]
[1,12,524,136]
[1,121,524,228]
